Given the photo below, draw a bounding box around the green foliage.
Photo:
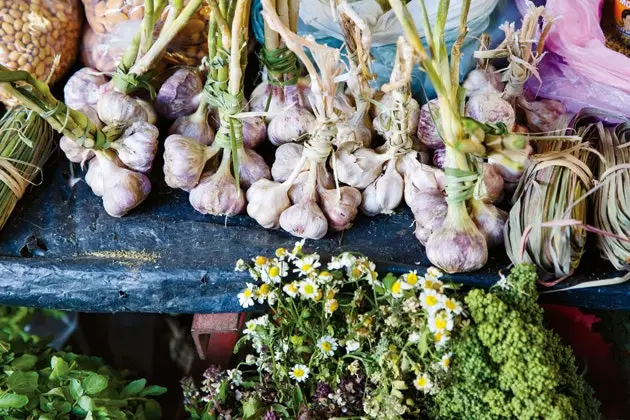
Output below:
[0,306,167,419]
[433,264,601,420]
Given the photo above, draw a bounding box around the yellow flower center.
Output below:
[288,283,298,293]
[434,317,447,330]
[293,368,304,378]
[416,377,427,387]
[320,270,330,278]
[258,284,270,296]
[255,256,267,266]
[363,316,373,326]
[407,272,418,285]
[243,289,253,298]
[351,268,361,278]
[445,299,457,311]
[425,279,434,289]
[327,299,339,312]
[304,284,315,295]
[392,281,402,294]
[301,264,312,272]
[425,295,438,306]
[434,332,443,342]
[321,341,332,352]
[326,289,336,299]
[269,266,280,277]
[314,290,323,301]
[246,321,255,330]
[443,358,451,368]
[275,248,287,257]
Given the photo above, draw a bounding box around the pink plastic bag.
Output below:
[519,0,630,115]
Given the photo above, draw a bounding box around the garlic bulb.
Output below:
[85,156,105,197]
[189,169,246,216]
[488,143,534,183]
[462,65,504,97]
[111,121,159,173]
[465,92,515,131]
[279,200,328,240]
[60,136,95,165]
[163,135,214,191]
[271,143,305,181]
[361,161,403,216]
[374,92,420,135]
[242,117,267,149]
[335,118,372,149]
[249,82,285,120]
[156,68,203,119]
[169,112,216,146]
[64,67,108,110]
[475,163,504,203]
[288,166,333,204]
[237,147,271,189]
[319,186,362,231]
[135,99,157,125]
[519,98,567,133]
[417,99,444,149]
[97,91,151,126]
[246,179,291,228]
[470,199,507,248]
[432,148,446,169]
[334,145,388,189]
[267,106,315,146]
[405,185,447,236]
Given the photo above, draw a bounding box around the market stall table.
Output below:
[0,156,628,313]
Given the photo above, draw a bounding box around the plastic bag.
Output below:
[0,0,81,83]
[519,0,630,115]
[80,0,209,70]
[251,0,522,101]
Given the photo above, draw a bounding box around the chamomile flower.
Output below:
[283,281,299,298]
[345,339,360,353]
[324,298,339,316]
[255,283,272,304]
[390,280,404,298]
[401,271,420,289]
[328,252,357,270]
[419,289,443,313]
[253,256,268,267]
[413,373,433,393]
[238,283,256,308]
[243,320,258,336]
[442,296,463,315]
[245,354,256,365]
[426,267,443,279]
[289,364,310,382]
[299,279,319,300]
[252,314,269,326]
[293,254,321,276]
[289,239,306,260]
[318,270,333,284]
[267,290,278,305]
[421,276,444,292]
[408,331,421,344]
[317,335,338,357]
[275,247,288,260]
[428,311,454,333]
[434,331,450,347]
[440,353,452,371]
[262,260,288,284]
[235,259,247,271]
[347,360,360,376]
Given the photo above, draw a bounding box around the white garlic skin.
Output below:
[289,166,333,204]
[64,67,108,110]
[155,68,203,119]
[189,170,246,216]
[237,147,271,189]
[250,82,285,121]
[478,163,504,203]
[113,121,159,173]
[361,161,403,216]
[373,92,420,137]
[426,216,488,273]
[97,91,150,126]
[279,200,328,240]
[417,99,444,150]
[134,99,157,125]
[85,156,105,197]
[242,117,267,149]
[271,143,305,181]
[60,136,95,165]
[246,179,291,229]
[462,66,503,98]
[169,113,216,146]
[163,135,209,191]
[404,184,447,234]
[102,164,152,218]
[319,186,362,231]
[465,92,515,131]
[267,106,315,146]
[335,119,372,149]
[520,99,567,133]
[470,200,507,248]
[334,146,386,189]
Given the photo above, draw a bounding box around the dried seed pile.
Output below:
[0,0,81,83]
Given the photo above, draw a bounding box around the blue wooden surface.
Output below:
[0,153,628,313]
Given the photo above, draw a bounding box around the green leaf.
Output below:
[418,331,429,356]
[70,378,84,400]
[78,395,95,412]
[85,412,94,420]
[139,385,167,397]
[53,400,72,414]
[271,404,290,417]
[8,370,39,393]
[46,387,65,398]
[0,393,28,409]
[383,273,397,291]
[83,373,108,395]
[11,354,37,370]
[50,356,69,379]
[144,399,162,420]
[242,397,260,418]
[293,385,303,412]
[121,378,146,397]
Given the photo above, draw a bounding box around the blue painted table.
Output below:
[0,153,628,313]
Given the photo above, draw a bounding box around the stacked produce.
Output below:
[246,0,362,238]
[180,247,600,419]
[163,0,270,216]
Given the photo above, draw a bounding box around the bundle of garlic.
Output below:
[0,65,151,217]
[249,0,314,147]
[163,0,270,216]
[245,0,361,239]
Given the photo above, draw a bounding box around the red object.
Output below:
[191,313,245,366]
[542,304,629,419]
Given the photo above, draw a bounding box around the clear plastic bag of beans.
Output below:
[80,0,209,69]
[0,0,81,83]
